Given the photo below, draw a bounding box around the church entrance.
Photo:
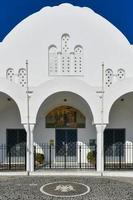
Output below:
[34,92,97,170]
[55,129,77,163]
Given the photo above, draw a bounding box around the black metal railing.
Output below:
[34,143,96,170]
[0,143,26,171]
[104,144,133,170]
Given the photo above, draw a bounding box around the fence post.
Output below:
[1,145,3,170]
[25,143,27,170]
[34,146,36,170]
[104,146,106,170]
[9,146,11,170]
[79,145,81,169]
[64,143,67,169]
[119,144,122,169]
[49,144,52,169]
[95,144,97,170]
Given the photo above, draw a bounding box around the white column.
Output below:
[30,124,35,172]
[96,124,106,173]
[24,124,30,173]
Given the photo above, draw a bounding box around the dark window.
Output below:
[104,128,125,156]
[6,129,26,156]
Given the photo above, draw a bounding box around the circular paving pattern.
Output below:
[40,181,90,197]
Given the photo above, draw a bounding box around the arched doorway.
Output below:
[33,92,96,170]
[104,92,133,170]
[0,92,26,171]
[46,105,85,163]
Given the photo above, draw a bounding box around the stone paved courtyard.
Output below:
[0,176,133,200]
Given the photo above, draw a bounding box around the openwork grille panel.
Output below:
[6,68,15,82]
[18,68,27,87]
[48,33,84,76]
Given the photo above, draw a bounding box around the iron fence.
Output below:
[104,144,133,170]
[1,142,133,171]
[34,143,96,170]
[0,143,26,171]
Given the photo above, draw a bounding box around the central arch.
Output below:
[30,78,100,124]
[33,91,97,170]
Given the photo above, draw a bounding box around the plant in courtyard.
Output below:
[35,153,45,165]
[87,150,96,164]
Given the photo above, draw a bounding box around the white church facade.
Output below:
[0,3,133,174]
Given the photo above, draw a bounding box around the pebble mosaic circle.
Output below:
[40,181,90,197]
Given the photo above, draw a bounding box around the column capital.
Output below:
[95,124,107,133]
[30,124,35,132]
[23,123,35,132]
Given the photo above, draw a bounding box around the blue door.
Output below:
[56,129,77,158]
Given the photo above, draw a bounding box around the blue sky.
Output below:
[0,0,132,44]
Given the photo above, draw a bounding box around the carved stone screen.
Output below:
[46,106,85,128]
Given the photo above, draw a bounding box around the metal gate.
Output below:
[104,144,133,170]
[0,143,26,171]
[34,143,96,170]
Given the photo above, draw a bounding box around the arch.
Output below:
[61,33,70,40]
[0,77,27,123]
[105,68,113,88]
[48,45,57,53]
[104,78,133,123]
[6,68,15,82]
[74,45,83,53]
[30,78,100,124]
[117,68,125,80]
[61,33,70,53]
[18,68,27,87]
